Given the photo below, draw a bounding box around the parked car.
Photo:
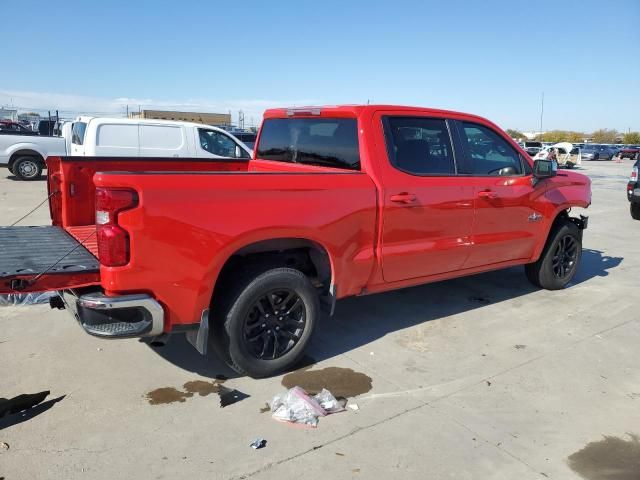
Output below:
[581,144,617,161]
[0,117,252,180]
[627,158,640,219]
[233,132,258,149]
[0,105,591,377]
[523,141,543,157]
[619,145,640,160]
[0,132,66,180]
[533,142,581,169]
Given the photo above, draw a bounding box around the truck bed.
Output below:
[0,226,100,293]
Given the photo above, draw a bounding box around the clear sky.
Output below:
[2,0,639,132]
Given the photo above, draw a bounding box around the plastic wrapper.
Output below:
[0,291,59,307]
[270,386,345,427]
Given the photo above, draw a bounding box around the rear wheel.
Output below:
[213,267,319,378]
[525,218,582,290]
[631,203,640,220]
[13,156,43,181]
[565,162,575,169]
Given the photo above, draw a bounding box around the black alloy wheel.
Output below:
[551,235,578,279]
[243,288,306,360]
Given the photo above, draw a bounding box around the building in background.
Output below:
[129,109,231,126]
[0,108,18,121]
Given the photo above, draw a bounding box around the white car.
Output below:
[1,117,253,180]
[533,142,581,169]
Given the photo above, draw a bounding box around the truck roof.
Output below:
[263,104,492,124]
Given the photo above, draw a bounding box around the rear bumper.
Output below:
[62,290,164,338]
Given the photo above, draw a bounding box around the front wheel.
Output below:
[631,203,640,220]
[526,219,582,290]
[13,156,43,181]
[215,267,319,378]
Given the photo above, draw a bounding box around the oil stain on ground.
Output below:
[281,366,372,398]
[568,434,640,480]
[146,378,248,407]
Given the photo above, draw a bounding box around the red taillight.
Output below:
[95,188,138,267]
[631,166,638,182]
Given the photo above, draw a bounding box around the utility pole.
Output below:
[539,92,544,138]
[126,105,129,118]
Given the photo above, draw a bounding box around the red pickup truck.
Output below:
[0,105,591,377]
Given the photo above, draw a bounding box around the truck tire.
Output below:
[215,267,319,378]
[13,156,43,181]
[525,218,582,290]
[631,203,640,220]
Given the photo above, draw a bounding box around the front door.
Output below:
[377,114,475,282]
[453,120,545,268]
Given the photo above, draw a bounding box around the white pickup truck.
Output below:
[0,130,67,180]
[1,117,253,180]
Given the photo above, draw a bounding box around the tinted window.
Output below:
[199,129,249,158]
[383,117,455,175]
[72,122,87,145]
[460,122,523,176]
[257,118,360,170]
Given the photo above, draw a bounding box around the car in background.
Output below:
[523,141,543,157]
[232,132,257,150]
[619,145,640,160]
[627,158,640,219]
[581,144,617,161]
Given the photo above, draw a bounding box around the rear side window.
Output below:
[72,122,87,145]
[383,117,455,175]
[257,118,360,170]
[459,122,523,176]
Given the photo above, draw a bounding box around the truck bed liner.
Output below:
[0,226,99,278]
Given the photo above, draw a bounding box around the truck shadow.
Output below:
[148,248,622,378]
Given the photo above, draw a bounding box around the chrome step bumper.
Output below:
[62,291,164,338]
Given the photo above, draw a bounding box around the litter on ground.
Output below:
[270,386,345,427]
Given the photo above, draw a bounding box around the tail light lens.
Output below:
[630,166,638,182]
[95,188,138,266]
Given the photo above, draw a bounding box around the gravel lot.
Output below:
[1,160,639,480]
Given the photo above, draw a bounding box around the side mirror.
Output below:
[533,159,557,179]
[234,145,242,158]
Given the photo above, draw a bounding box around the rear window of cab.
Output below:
[256,118,360,170]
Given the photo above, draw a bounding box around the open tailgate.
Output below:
[0,225,100,294]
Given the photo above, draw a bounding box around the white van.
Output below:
[69,117,252,159]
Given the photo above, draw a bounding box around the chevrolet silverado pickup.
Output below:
[0,105,592,377]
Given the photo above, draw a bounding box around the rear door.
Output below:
[452,120,545,268]
[375,113,475,282]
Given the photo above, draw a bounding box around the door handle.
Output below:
[390,193,417,204]
[478,190,498,199]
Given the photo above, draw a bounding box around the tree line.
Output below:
[505,129,640,144]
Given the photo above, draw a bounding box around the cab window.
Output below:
[459,122,523,176]
[383,117,456,175]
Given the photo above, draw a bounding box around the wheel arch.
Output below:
[208,237,336,318]
[9,149,45,169]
